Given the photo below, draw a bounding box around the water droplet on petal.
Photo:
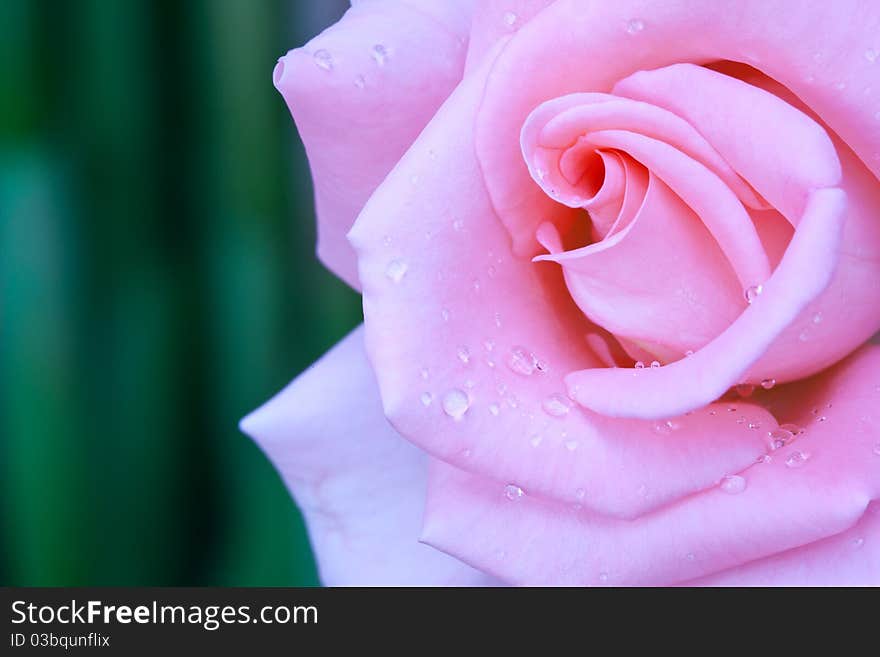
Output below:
[634,361,645,369]
[598,571,609,582]
[865,48,879,63]
[420,367,429,380]
[625,18,645,34]
[371,44,388,66]
[529,434,543,447]
[745,284,763,304]
[488,403,500,416]
[686,553,696,562]
[575,488,586,500]
[650,360,661,368]
[812,312,823,324]
[353,74,366,89]
[852,537,865,549]
[506,346,537,376]
[761,378,776,390]
[441,308,450,321]
[542,393,572,417]
[452,218,465,231]
[768,427,794,450]
[719,474,747,494]
[785,450,810,468]
[456,345,471,365]
[385,259,408,283]
[736,383,755,397]
[313,49,334,71]
[503,11,518,27]
[420,392,433,407]
[442,389,470,420]
[564,439,579,451]
[504,484,524,501]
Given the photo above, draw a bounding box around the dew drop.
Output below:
[812,311,823,324]
[353,74,366,89]
[420,367,429,380]
[506,346,537,376]
[385,259,408,283]
[488,403,500,417]
[865,48,879,63]
[625,18,645,34]
[634,361,645,369]
[487,265,497,278]
[371,44,389,66]
[650,360,661,368]
[779,422,803,435]
[564,439,579,451]
[312,49,334,71]
[761,378,776,390]
[575,488,586,500]
[503,11,518,27]
[744,284,763,304]
[719,474,747,494]
[456,345,471,365]
[483,339,495,352]
[441,308,450,322]
[529,434,543,448]
[686,553,696,562]
[853,537,865,549]
[736,383,755,398]
[420,392,433,407]
[785,450,810,469]
[598,572,609,583]
[452,218,465,232]
[543,393,572,417]
[756,454,772,464]
[768,427,794,450]
[442,389,470,420]
[504,484,524,501]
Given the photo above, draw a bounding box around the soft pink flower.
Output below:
[244,0,880,585]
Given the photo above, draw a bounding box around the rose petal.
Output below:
[566,187,846,419]
[686,502,880,586]
[465,0,556,72]
[422,343,880,586]
[349,59,775,521]
[535,174,744,355]
[476,0,880,256]
[274,0,472,288]
[240,325,494,586]
[613,63,841,222]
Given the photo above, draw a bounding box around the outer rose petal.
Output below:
[240,326,494,586]
[422,343,880,586]
[686,502,880,586]
[274,0,473,288]
[465,0,556,72]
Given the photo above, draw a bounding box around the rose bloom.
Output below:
[242,0,880,586]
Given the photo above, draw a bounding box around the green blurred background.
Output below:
[0,0,360,585]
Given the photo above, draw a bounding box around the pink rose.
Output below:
[243,0,880,585]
